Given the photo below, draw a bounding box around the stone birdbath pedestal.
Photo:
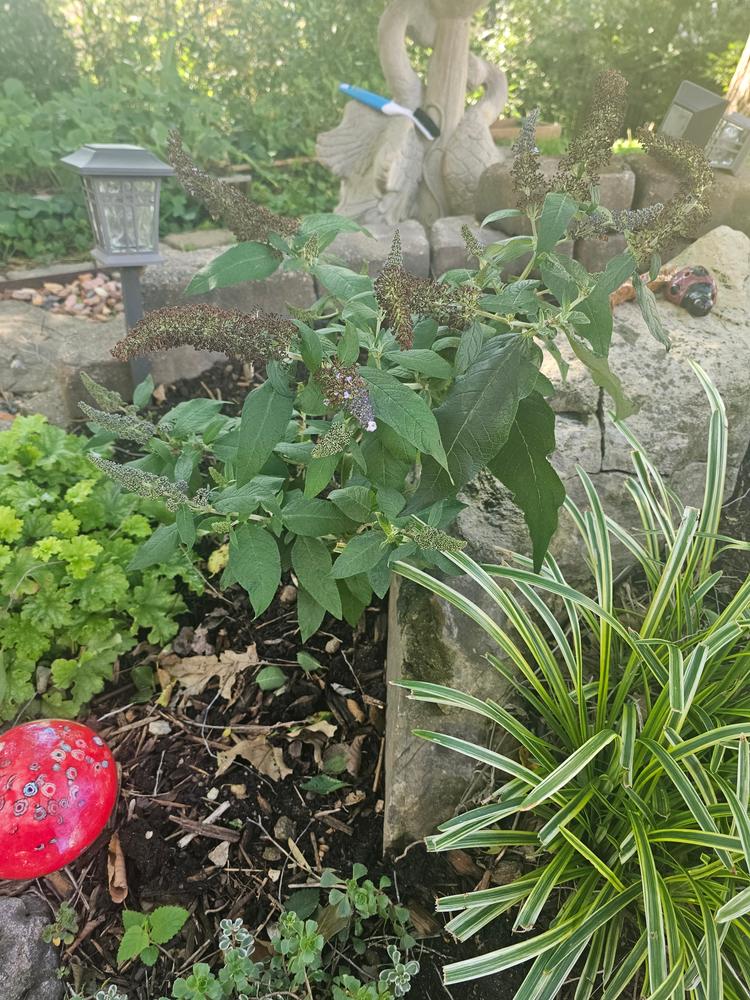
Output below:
[317,0,506,226]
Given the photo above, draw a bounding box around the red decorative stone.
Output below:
[0,720,117,880]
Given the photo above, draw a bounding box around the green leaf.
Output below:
[487,392,565,571]
[484,235,535,265]
[298,325,323,371]
[117,924,150,965]
[186,241,280,294]
[575,251,637,355]
[236,379,294,486]
[454,320,485,375]
[337,322,361,365]
[122,910,148,930]
[411,335,539,510]
[635,275,671,350]
[480,281,540,317]
[292,536,342,618]
[536,192,578,253]
[328,485,373,523]
[304,453,339,498]
[481,208,523,227]
[301,774,347,795]
[128,523,180,572]
[256,665,287,691]
[285,887,321,919]
[140,945,159,967]
[315,264,373,300]
[282,494,357,537]
[717,884,750,923]
[298,212,368,251]
[331,532,389,579]
[297,586,326,641]
[297,651,323,673]
[566,334,637,421]
[132,373,154,409]
[175,507,196,548]
[225,524,280,617]
[521,731,617,811]
[384,349,453,380]
[148,905,190,945]
[631,813,668,986]
[359,367,448,470]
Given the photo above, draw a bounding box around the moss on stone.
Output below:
[397,579,453,685]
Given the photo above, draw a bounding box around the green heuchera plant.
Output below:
[393,366,750,996]
[88,72,712,636]
[0,414,199,719]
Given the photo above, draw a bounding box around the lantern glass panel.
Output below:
[707,119,747,171]
[84,176,160,255]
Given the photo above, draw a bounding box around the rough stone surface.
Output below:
[326,220,429,277]
[163,228,234,252]
[574,233,628,272]
[0,299,227,426]
[474,155,636,235]
[0,895,63,1000]
[628,155,750,239]
[385,225,750,848]
[430,214,573,278]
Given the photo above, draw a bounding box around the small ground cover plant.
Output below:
[86,864,417,999]
[0,414,199,720]
[87,72,713,637]
[393,367,750,996]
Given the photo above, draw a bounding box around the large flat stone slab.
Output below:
[0,298,227,425]
[384,225,750,849]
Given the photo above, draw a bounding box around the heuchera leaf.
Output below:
[487,392,566,571]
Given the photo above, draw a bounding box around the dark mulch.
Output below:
[1,359,523,1000]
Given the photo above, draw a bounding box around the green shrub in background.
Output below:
[0,414,200,721]
[394,368,750,995]
[1,0,745,262]
[480,0,747,129]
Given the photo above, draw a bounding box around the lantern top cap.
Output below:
[60,143,175,177]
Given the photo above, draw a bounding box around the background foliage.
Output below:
[0,0,745,262]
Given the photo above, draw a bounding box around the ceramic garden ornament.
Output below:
[0,720,117,879]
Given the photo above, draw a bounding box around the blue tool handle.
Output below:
[339,83,389,111]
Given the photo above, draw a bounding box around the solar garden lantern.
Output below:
[659,81,728,148]
[61,143,174,385]
[706,112,750,175]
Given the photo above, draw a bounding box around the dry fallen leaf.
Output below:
[161,644,259,704]
[208,841,230,867]
[216,735,292,781]
[107,833,128,903]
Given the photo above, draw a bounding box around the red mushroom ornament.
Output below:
[0,720,117,880]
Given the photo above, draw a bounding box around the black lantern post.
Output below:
[60,143,174,385]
